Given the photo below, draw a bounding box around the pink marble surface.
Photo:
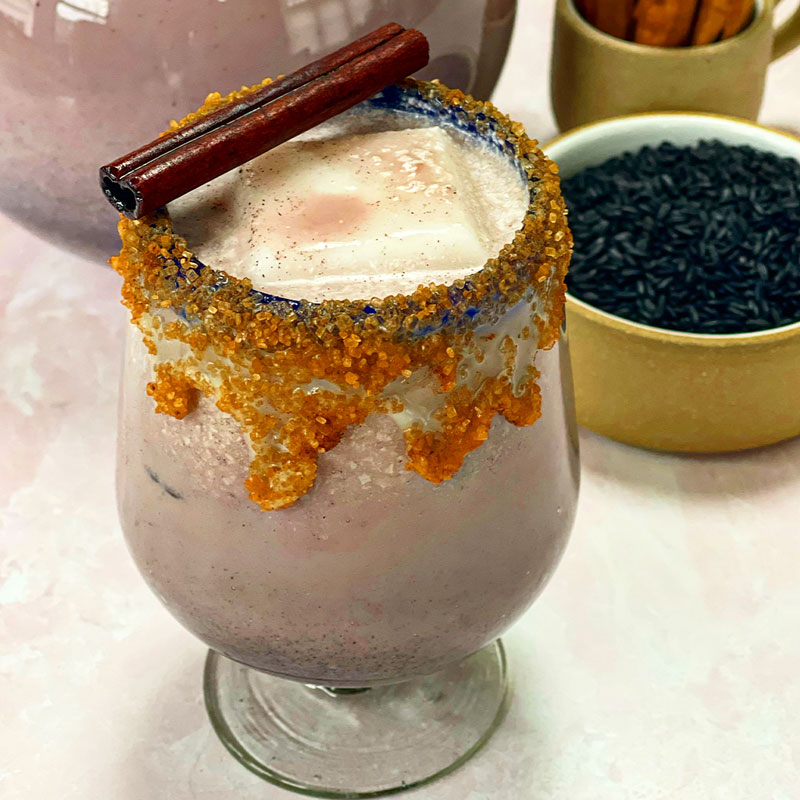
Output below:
[2,2,800,797]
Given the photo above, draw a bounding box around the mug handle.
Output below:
[772,0,800,60]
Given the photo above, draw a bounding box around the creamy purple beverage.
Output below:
[119,337,576,684]
[117,102,576,683]
[112,77,576,795]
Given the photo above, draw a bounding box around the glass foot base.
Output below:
[203,641,509,798]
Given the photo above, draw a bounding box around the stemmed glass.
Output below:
[114,80,579,797]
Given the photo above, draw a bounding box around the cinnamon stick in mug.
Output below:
[634,0,699,46]
[575,0,601,27]
[692,0,732,44]
[722,0,755,38]
[595,0,636,39]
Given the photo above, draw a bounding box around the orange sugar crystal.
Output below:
[112,78,571,510]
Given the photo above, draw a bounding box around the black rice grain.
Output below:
[561,140,800,334]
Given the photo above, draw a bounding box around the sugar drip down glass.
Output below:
[114,79,578,796]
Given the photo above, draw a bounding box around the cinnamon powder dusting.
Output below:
[111,78,572,510]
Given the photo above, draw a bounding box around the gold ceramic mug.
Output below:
[550,0,800,131]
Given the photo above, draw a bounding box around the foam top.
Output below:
[169,111,527,302]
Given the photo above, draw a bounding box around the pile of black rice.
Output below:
[561,139,800,334]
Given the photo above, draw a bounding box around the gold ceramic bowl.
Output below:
[544,113,800,452]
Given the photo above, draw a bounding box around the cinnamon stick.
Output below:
[692,0,732,44]
[594,0,635,40]
[634,0,699,46]
[99,24,429,219]
[664,0,701,45]
[721,0,754,38]
[576,0,601,27]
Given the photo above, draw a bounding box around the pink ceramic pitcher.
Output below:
[0,0,516,260]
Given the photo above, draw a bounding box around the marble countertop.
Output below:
[3,2,800,798]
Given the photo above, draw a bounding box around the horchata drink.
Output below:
[109,37,577,794]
